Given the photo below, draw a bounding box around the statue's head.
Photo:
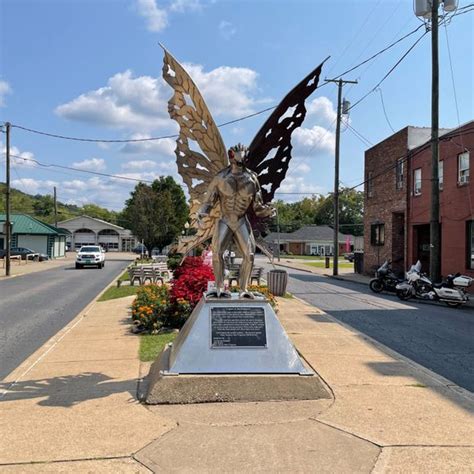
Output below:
[228,143,249,168]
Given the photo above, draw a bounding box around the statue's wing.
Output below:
[162,48,228,254]
[247,58,328,203]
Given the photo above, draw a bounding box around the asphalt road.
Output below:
[260,259,474,393]
[0,260,128,381]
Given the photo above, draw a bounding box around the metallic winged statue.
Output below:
[162,48,326,296]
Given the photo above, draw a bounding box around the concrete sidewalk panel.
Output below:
[148,399,333,426]
[301,353,445,387]
[135,419,380,473]
[0,392,176,464]
[290,333,397,357]
[318,385,474,446]
[372,446,474,473]
[44,340,139,363]
[9,360,140,383]
[0,457,150,473]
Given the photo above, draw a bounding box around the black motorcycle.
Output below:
[369,261,403,293]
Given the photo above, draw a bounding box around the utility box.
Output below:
[354,251,364,274]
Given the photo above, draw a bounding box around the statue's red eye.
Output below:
[228,150,234,159]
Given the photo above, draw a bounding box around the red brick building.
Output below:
[364,122,473,277]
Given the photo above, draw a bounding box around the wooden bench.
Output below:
[228,265,263,287]
[127,264,169,286]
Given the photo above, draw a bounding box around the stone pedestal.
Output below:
[145,295,330,404]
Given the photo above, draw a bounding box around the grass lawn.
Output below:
[282,255,326,260]
[98,285,139,301]
[305,261,354,269]
[118,269,130,282]
[139,332,178,362]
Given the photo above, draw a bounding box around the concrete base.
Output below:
[145,344,330,404]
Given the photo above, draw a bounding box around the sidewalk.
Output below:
[1,287,473,471]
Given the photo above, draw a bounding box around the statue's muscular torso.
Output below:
[200,166,273,231]
[215,168,258,223]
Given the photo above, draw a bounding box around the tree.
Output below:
[314,188,364,236]
[32,195,54,218]
[267,189,364,236]
[81,203,118,224]
[121,176,189,256]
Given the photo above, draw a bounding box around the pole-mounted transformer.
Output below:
[414,0,458,18]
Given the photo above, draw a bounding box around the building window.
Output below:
[396,159,404,190]
[370,223,385,246]
[467,221,474,269]
[414,168,422,196]
[439,160,444,190]
[367,172,373,197]
[458,151,470,184]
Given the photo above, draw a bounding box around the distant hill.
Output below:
[0,183,120,225]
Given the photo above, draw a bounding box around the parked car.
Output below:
[76,245,106,269]
[132,244,146,254]
[0,247,41,260]
[344,252,355,262]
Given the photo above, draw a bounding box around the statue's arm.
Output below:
[252,176,275,218]
[198,176,219,217]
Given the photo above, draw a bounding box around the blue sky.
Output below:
[0,0,472,210]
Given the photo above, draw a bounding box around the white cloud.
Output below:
[170,0,202,13]
[0,80,11,107]
[183,62,262,117]
[219,20,236,40]
[293,125,335,155]
[56,70,171,132]
[11,178,58,195]
[56,64,263,132]
[292,162,311,174]
[121,160,157,170]
[277,175,325,202]
[72,157,106,171]
[121,134,176,155]
[1,142,36,168]
[135,0,168,32]
[306,96,337,125]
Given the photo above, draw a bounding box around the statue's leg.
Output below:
[211,220,233,290]
[233,220,255,291]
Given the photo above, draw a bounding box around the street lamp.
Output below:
[414,0,458,282]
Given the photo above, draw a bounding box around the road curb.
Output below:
[290,293,474,404]
[0,261,131,399]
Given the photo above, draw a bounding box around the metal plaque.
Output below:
[211,306,266,348]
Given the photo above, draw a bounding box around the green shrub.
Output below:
[131,285,170,333]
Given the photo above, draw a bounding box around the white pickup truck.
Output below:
[75,245,106,269]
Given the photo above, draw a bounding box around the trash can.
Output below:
[325,256,330,268]
[354,251,364,274]
[267,269,288,296]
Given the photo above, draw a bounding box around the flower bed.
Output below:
[131,256,214,333]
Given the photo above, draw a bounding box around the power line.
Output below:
[344,125,474,192]
[5,21,442,145]
[343,121,373,147]
[9,154,157,184]
[347,31,429,113]
[376,87,395,133]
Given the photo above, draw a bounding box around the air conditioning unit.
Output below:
[460,175,469,184]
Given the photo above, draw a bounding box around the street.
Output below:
[0,260,128,381]
[260,259,474,393]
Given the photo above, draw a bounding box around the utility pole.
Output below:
[5,122,11,277]
[276,206,281,262]
[326,78,357,275]
[430,0,441,283]
[414,0,458,282]
[53,186,58,228]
